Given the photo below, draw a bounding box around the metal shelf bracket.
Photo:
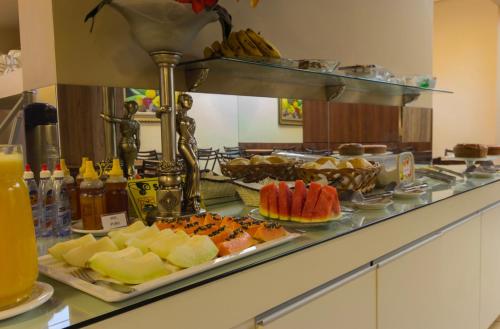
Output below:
[326,84,346,101]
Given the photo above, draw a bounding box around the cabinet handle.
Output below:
[255,265,375,327]
[376,232,442,268]
[441,213,478,234]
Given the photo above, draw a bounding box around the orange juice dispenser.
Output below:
[0,145,38,309]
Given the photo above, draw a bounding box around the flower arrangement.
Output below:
[176,0,260,13]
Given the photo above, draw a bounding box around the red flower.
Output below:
[176,0,218,13]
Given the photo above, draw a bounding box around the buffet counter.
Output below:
[2,166,500,329]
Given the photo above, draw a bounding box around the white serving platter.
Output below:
[38,233,300,302]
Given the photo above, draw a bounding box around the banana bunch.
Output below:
[204,28,281,60]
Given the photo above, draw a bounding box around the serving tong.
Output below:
[70,268,135,294]
[343,182,428,204]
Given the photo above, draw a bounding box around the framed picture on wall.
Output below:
[278,98,303,126]
[124,88,160,122]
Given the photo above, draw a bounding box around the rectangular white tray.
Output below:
[38,233,300,302]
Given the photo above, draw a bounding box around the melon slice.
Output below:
[167,235,218,268]
[259,183,274,217]
[63,237,118,267]
[149,230,190,260]
[48,234,96,260]
[291,180,307,222]
[313,187,335,220]
[278,182,292,221]
[88,252,169,284]
[328,186,341,215]
[111,226,160,249]
[301,182,322,220]
[108,221,145,239]
[268,184,279,219]
[89,247,143,276]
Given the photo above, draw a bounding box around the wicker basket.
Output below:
[220,162,298,183]
[296,163,381,193]
[235,185,260,207]
[200,174,237,200]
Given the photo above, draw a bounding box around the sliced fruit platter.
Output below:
[250,180,343,226]
[39,215,299,302]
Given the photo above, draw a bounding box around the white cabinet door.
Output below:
[441,215,480,329]
[481,204,500,329]
[257,268,376,329]
[377,234,445,329]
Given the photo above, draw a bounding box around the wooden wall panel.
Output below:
[57,84,104,168]
[329,103,400,143]
[303,100,329,143]
[57,85,125,168]
[402,107,432,143]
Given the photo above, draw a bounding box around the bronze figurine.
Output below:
[101,101,141,178]
[176,93,200,212]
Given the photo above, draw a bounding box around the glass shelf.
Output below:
[176,57,452,106]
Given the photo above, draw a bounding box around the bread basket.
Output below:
[296,162,381,193]
[220,161,298,183]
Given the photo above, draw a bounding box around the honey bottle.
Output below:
[60,159,79,221]
[105,159,129,222]
[79,161,105,230]
[74,156,88,219]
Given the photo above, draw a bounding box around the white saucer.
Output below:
[352,199,394,210]
[394,189,426,199]
[467,171,496,179]
[0,282,54,321]
[71,221,110,237]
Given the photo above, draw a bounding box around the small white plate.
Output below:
[0,282,54,321]
[352,199,394,210]
[71,221,111,237]
[394,189,426,199]
[467,171,496,179]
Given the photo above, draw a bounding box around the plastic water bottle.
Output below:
[39,163,55,237]
[53,164,71,236]
[23,164,42,237]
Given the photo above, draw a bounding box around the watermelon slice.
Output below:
[301,182,322,220]
[291,180,307,221]
[268,184,279,219]
[259,183,274,217]
[313,187,335,220]
[278,182,292,221]
[324,185,341,215]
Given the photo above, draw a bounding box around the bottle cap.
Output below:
[108,158,124,177]
[79,157,89,175]
[40,163,51,179]
[60,159,70,176]
[53,163,64,179]
[23,164,34,180]
[83,161,98,180]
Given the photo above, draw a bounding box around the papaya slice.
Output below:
[202,213,219,226]
[291,180,307,221]
[194,223,220,236]
[209,226,233,245]
[268,184,279,219]
[182,220,201,235]
[220,216,242,231]
[155,219,178,231]
[278,182,292,221]
[253,222,287,242]
[217,230,255,256]
[301,182,322,220]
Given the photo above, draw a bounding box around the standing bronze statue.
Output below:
[101,101,141,178]
[176,93,200,213]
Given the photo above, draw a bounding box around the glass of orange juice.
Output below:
[0,145,38,310]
